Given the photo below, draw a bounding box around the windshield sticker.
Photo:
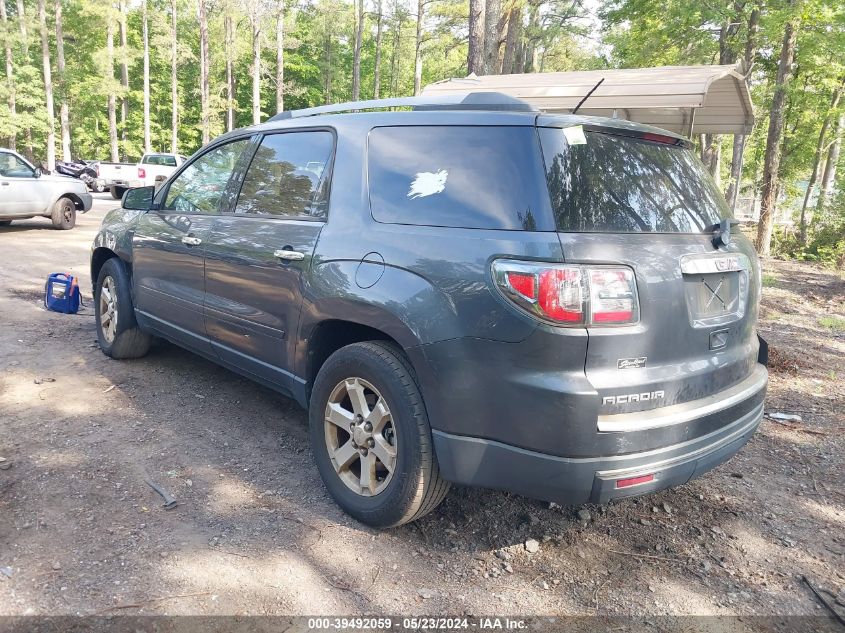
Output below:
[408,170,448,199]
[562,125,587,145]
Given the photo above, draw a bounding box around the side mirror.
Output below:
[122,185,156,211]
[34,167,42,177]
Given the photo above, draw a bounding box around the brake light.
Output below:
[492,260,638,327]
[138,167,146,179]
[640,132,680,145]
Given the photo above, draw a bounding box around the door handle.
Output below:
[181,236,202,246]
[274,248,305,262]
[1,182,9,186]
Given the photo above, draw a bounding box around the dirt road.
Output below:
[1,199,843,618]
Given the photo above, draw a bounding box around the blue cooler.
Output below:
[44,273,81,314]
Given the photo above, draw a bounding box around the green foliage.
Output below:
[819,315,845,332]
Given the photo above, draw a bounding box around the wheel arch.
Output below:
[91,247,131,291]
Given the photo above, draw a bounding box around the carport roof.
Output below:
[421,62,754,136]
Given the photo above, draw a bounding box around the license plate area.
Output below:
[680,254,749,328]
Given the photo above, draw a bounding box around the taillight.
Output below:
[138,167,146,179]
[492,260,639,327]
[95,164,99,177]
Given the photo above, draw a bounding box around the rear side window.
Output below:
[539,128,729,233]
[142,154,177,167]
[368,126,554,231]
[234,131,334,218]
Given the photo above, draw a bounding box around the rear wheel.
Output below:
[0,221,11,227]
[110,185,126,200]
[51,198,76,230]
[309,341,449,528]
[95,258,151,359]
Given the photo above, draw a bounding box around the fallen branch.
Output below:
[802,575,845,626]
[606,549,685,564]
[98,591,212,613]
[768,420,830,436]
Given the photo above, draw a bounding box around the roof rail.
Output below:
[266,92,535,122]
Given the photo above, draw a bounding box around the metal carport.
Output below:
[422,62,754,137]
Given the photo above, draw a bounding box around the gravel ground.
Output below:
[0,199,843,620]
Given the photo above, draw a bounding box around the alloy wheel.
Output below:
[99,276,118,343]
[323,377,397,497]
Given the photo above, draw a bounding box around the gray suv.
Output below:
[91,94,768,528]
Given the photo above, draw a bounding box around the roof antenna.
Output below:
[571,78,605,114]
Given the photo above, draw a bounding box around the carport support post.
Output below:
[687,108,696,138]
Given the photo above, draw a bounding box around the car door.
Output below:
[0,151,44,215]
[131,138,251,355]
[202,129,335,392]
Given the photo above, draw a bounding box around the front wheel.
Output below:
[51,198,76,230]
[110,185,126,200]
[95,258,152,359]
[309,341,450,528]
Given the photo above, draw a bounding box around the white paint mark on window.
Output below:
[407,169,448,199]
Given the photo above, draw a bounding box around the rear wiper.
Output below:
[710,216,740,248]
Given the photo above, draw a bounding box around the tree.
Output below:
[0,0,15,150]
[170,0,178,151]
[413,0,424,94]
[352,0,363,99]
[725,4,760,211]
[37,0,54,171]
[16,0,34,158]
[482,0,500,73]
[118,0,128,154]
[142,0,151,153]
[224,11,234,129]
[818,113,844,212]
[372,0,382,98]
[467,0,484,74]
[54,0,70,161]
[106,11,119,162]
[198,0,210,143]
[756,9,799,256]
[275,4,284,112]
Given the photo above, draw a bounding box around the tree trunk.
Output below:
[198,0,210,144]
[818,113,844,213]
[467,0,484,75]
[224,13,234,130]
[389,11,401,97]
[142,0,151,153]
[106,18,119,163]
[1,0,16,150]
[38,0,55,172]
[725,4,760,211]
[16,0,34,159]
[352,0,363,100]
[170,0,178,153]
[755,13,799,256]
[251,12,261,125]
[373,0,383,99]
[500,5,519,74]
[523,2,538,73]
[118,0,128,154]
[798,78,845,242]
[275,7,284,113]
[323,13,332,102]
[482,0,500,74]
[54,0,71,161]
[413,0,423,95]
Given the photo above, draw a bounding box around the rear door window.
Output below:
[143,154,178,167]
[539,128,729,233]
[368,126,554,231]
[233,131,334,219]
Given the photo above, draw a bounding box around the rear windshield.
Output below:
[142,154,177,167]
[368,126,554,231]
[539,128,730,233]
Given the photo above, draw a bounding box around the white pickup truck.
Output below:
[98,152,187,199]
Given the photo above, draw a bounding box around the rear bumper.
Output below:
[433,397,763,505]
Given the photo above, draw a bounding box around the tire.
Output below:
[95,257,152,360]
[51,198,76,230]
[309,341,450,528]
[110,185,126,200]
[0,220,11,227]
[92,180,105,193]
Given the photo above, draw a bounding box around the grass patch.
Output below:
[761,274,779,288]
[819,315,845,332]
